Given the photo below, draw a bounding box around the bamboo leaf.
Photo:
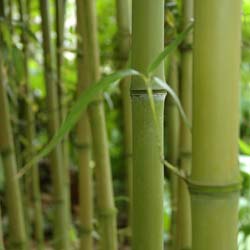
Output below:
[147,22,193,75]
[17,69,140,178]
[239,139,250,155]
[153,76,191,129]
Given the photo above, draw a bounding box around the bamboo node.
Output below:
[78,226,93,236]
[179,43,193,52]
[131,89,167,97]
[73,142,90,149]
[187,181,241,197]
[179,151,192,159]
[98,208,117,218]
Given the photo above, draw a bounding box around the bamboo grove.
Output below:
[0,0,247,249]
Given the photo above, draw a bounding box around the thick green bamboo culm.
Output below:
[18,0,44,248]
[131,0,166,249]
[76,1,94,249]
[115,0,132,228]
[174,0,193,249]
[191,1,242,250]
[39,0,70,249]
[55,0,72,232]
[0,36,27,250]
[76,0,118,249]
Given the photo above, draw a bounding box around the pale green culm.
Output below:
[191,0,242,249]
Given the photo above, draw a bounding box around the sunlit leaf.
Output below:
[239,139,250,155]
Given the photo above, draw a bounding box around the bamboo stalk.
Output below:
[18,0,44,248]
[39,0,70,249]
[76,1,93,249]
[191,1,242,249]
[55,0,72,233]
[115,0,132,229]
[0,6,27,249]
[131,0,166,249]
[174,0,193,249]
[76,0,118,249]
[165,51,179,249]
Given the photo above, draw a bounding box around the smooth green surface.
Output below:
[191,0,242,249]
[132,95,165,250]
[192,0,241,185]
[131,0,166,249]
[131,0,165,90]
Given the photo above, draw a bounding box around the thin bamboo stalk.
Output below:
[115,0,132,229]
[174,0,193,249]
[76,0,118,249]
[131,0,166,249]
[0,6,27,249]
[76,1,93,249]
[191,1,242,249]
[55,0,72,232]
[165,52,179,249]
[18,0,44,248]
[39,0,70,249]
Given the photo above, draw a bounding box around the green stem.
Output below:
[165,52,179,249]
[0,15,27,250]
[131,0,166,249]
[76,1,94,249]
[55,0,72,233]
[191,1,242,249]
[39,0,70,249]
[76,0,118,249]
[115,0,132,230]
[175,0,193,249]
[18,1,45,248]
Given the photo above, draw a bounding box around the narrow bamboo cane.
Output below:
[0,184,5,250]
[191,1,242,249]
[76,0,118,249]
[55,0,72,232]
[115,0,132,229]
[131,0,166,249]
[18,0,44,248]
[0,7,27,249]
[165,52,179,249]
[75,1,93,249]
[174,1,193,249]
[39,0,70,249]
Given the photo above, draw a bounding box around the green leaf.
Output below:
[147,22,194,75]
[17,69,140,178]
[239,139,250,155]
[153,76,191,130]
